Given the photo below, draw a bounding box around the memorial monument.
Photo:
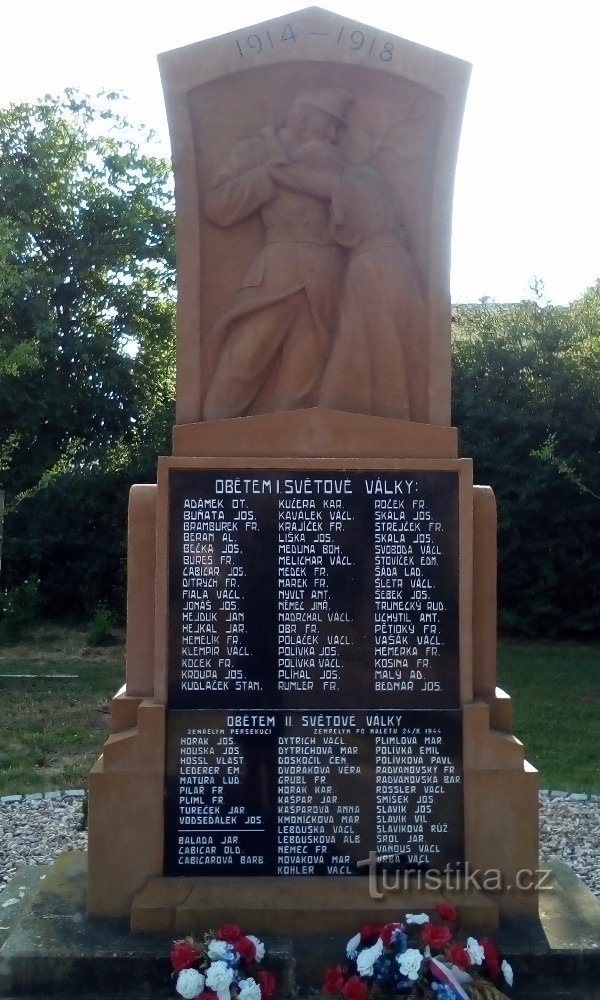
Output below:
[87,7,539,934]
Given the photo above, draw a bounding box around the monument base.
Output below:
[2,853,600,999]
[130,872,500,935]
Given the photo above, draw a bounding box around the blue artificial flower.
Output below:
[432,985,456,1000]
[392,970,412,992]
[373,956,394,986]
[392,929,408,953]
[224,944,241,968]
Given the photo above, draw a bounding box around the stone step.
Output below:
[1,854,599,998]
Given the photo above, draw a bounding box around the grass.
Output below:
[498,637,600,794]
[0,628,598,796]
[0,625,124,795]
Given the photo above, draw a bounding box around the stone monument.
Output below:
[87,7,538,934]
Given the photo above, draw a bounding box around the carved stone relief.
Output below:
[198,75,439,422]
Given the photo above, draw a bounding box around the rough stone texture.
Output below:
[0,794,86,891]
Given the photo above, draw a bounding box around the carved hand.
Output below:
[267,162,334,199]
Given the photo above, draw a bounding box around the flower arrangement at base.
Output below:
[170,925,277,1000]
[321,906,513,1000]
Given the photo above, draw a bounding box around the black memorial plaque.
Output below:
[164,708,463,876]
[168,469,459,711]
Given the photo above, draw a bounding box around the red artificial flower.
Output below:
[217,924,243,943]
[359,923,381,943]
[196,992,217,1000]
[480,938,501,981]
[448,945,471,971]
[322,965,346,995]
[234,936,257,962]
[421,923,452,950]
[170,938,200,971]
[380,922,403,947]
[435,901,458,923]
[257,969,278,999]
[342,975,369,1000]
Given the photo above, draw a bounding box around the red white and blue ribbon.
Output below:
[429,957,471,1000]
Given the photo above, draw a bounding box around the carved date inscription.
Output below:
[235,20,395,63]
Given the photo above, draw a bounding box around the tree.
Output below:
[0,91,175,615]
[452,287,600,635]
[0,90,175,503]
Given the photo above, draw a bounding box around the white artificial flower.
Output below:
[346,932,361,959]
[396,948,423,982]
[247,935,265,962]
[466,937,485,966]
[206,959,235,1000]
[501,959,514,987]
[208,939,231,961]
[356,938,383,977]
[405,913,429,925]
[176,968,205,999]
[238,977,261,1000]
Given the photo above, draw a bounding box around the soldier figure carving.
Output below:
[203,88,352,420]
[203,87,426,422]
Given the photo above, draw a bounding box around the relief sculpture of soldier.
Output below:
[203,88,352,420]
[203,88,426,422]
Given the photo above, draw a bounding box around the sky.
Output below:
[1,0,599,305]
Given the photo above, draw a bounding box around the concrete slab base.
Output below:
[0,854,599,998]
[130,871,500,935]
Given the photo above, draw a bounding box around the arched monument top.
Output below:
[159,8,471,429]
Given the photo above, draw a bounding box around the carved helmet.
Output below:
[291,87,354,125]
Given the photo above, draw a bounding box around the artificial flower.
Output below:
[466,937,485,966]
[207,940,232,962]
[341,974,368,1000]
[205,960,235,1000]
[480,937,501,980]
[431,985,456,1000]
[448,945,470,971]
[247,935,265,962]
[217,924,242,943]
[238,977,261,1000]
[171,938,201,972]
[196,992,217,1000]
[359,923,381,943]
[405,912,429,924]
[176,968,205,999]
[435,901,458,922]
[346,932,361,959]
[501,959,514,987]
[322,965,346,994]
[380,922,404,948]
[396,947,422,982]
[234,937,257,963]
[422,923,452,950]
[257,969,277,999]
[356,938,383,977]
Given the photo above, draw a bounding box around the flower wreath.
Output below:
[171,925,277,1000]
[321,905,513,1000]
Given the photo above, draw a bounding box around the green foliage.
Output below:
[0,90,175,615]
[452,285,600,635]
[499,638,600,792]
[0,577,39,645]
[0,90,175,505]
[86,604,115,646]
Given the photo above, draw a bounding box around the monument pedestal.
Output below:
[88,412,538,928]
